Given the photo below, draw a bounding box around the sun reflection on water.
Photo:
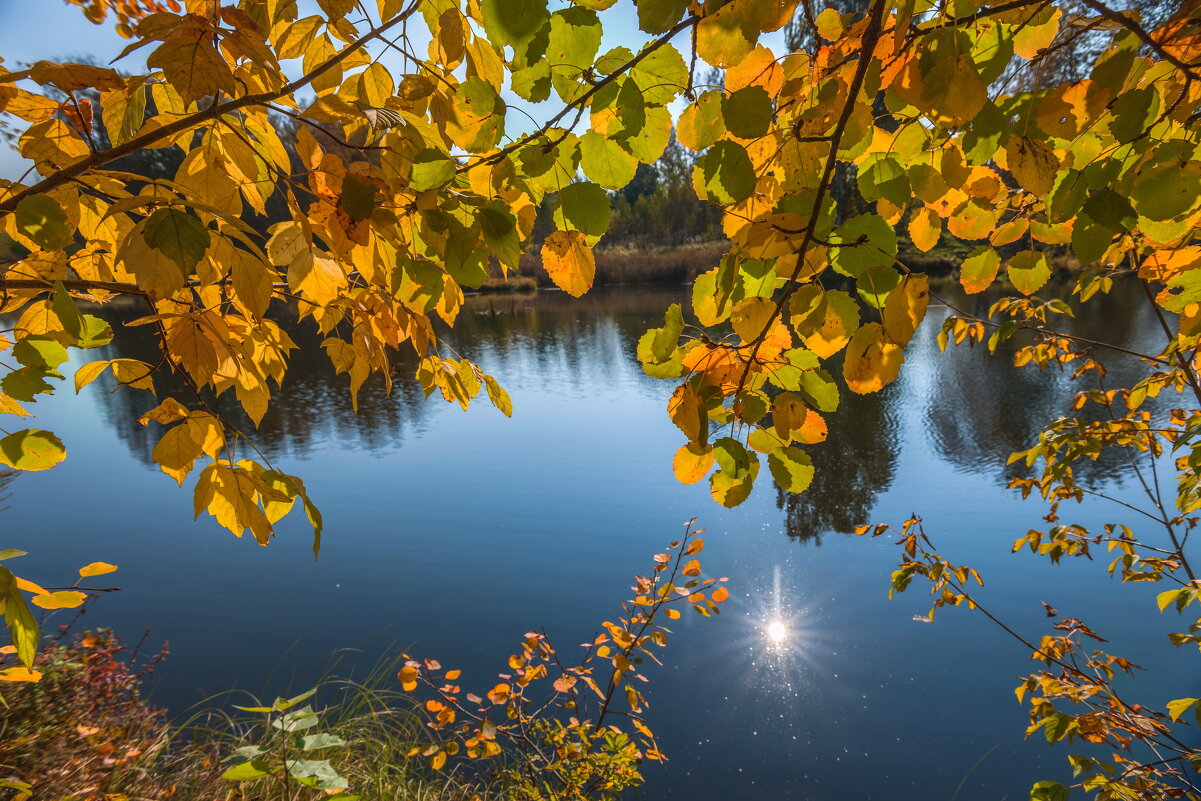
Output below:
[765,619,789,645]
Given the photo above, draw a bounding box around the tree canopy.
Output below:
[2,0,1201,795]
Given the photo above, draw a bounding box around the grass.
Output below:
[0,630,488,801]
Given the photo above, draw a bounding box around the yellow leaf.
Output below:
[0,667,42,682]
[78,562,117,578]
[290,255,348,306]
[430,751,447,771]
[165,316,220,385]
[0,393,31,418]
[153,424,203,486]
[18,119,89,170]
[668,384,706,442]
[541,230,595,297]
[110,360,156,392]
[908,207,941,252]
[843,323,903,394]
[138,398,190,426]
[730,297,792,357]
[74,361,112,394]
[790,287,859,359]
[398,665,419,690]
[1014,7,1061,59]
[1004,136,1059,197]
[882,274,929,347]
[672,443,714,485]
[31,590,87,610]
[146,34,236,106]
[118,229,187,299]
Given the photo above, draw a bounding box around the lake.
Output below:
[3,282,1197,799]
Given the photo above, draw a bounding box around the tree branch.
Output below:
[0,3,419,218]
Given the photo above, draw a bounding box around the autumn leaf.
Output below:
[541,230,595,297]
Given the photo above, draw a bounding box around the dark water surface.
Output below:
[3,283,1198,799]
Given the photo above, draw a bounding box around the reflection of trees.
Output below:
[0,468,16,515]
[86,289,691,468]
[776,365,900,545]
[924,280,1167,489]
[87,302,430,466]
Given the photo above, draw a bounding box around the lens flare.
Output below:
[766,619,788,644]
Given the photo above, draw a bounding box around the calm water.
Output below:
[3,284,1198,799]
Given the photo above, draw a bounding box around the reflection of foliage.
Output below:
[0,467,16,514]
[925,282,1165,490]
[776,373,899,544]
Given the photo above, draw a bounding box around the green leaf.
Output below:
[1166,697,1197,722]
[12,336,69,371]
[629,42,688,105]
[1007,250,1052,295]
[52,282,85,340]
[799,368,839,412]
[275,688,319,710]
[1129,160,1201,222]
[724,86,773,140]
[286,758,348,790]
[830,214,897,277]
[221,759,273,781]
[678,90,726,151]
[649,303,684,362]
[580,132,637,190]
[410,149,456,192]
[555,181,610,238]
[1109,86,1158,144]
[692,141,755,205]
[0,566,39,668]
[74,315,115,349]
[478,203,520,269]
[620,104,671,163]
[1030,781,1069,801]
[637,0,688,33]
[224,744,268,763]
[547,8,601,103]
[1071,218,1110,266]
[1082,189,1136,232]
[511,61,551,102]
[709,446,759,507]
[299,732,347,750]
[15,195,73,250]
[481,0,549,49]
[484,375,512,417]
[768,446,815,493]
[1,369,55,402]
[142,208,210,274]
[0,429,67,472]
[859,157,911,206]
[340,174,377,222]
[959,246,1001,293]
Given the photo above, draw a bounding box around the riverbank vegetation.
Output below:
[1,0,1199,798]
[0,629,483,800]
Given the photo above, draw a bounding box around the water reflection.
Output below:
[78,283,1169,546]
[776,374,900,544]
[923,281,1169,490]
[2,283,1189,800]
[0,468,16,514]
[85,290,688,468]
